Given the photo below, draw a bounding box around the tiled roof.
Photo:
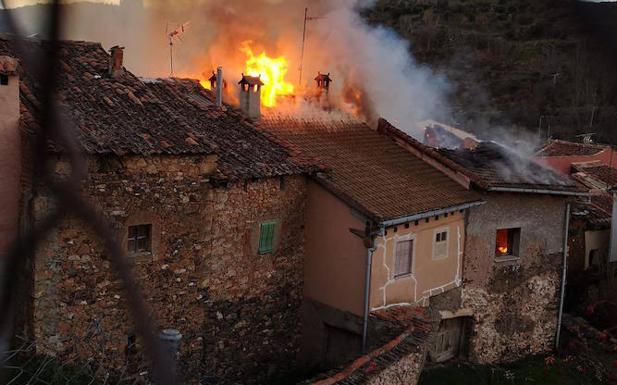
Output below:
[259,114,482,223]
[0,35,310,180]
[377,119,585,195]
[537,139,608,157]
[572,162,617,190]
[143,79,315,181]
[300,307,432,385]
[571,194,612,229]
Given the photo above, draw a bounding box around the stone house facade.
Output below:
[378,118,587,363]
[4,36,315,384]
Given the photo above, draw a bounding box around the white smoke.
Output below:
[6,0,452,138]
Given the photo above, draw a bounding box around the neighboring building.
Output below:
[536,139,617,175]
[378,119,587,364]
[2,36,316,384]
[259,113,484,369]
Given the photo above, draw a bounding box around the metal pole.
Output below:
[169,38,174,77]
[555,202,570,351]
[362,244,375,353]
[298,7,308,87]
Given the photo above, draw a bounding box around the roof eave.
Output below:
[486,186,589,197]
[380,200,486,228]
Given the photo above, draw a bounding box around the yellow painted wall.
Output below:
[370,212,465,309]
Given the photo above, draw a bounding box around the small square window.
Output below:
[433,230,448,259]
[394,240,413,277]
[258,221,276,254]
[127,224,151,255]
[0,74,8,86]
[495,228,521,258]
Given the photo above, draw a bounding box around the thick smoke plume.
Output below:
[10,0,452,138]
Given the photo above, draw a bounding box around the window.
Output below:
[394,240,413,277]
[0,74,8,86]
[127,224,151,255]
[433,230,448,259]
[495,228,521,258]
[258,221,276,254]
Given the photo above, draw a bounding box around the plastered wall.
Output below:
[370,211,466,310]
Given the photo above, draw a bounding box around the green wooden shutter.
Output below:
[259,221,276,254]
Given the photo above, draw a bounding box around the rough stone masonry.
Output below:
[26,154,308,384]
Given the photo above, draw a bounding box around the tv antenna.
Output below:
[166,22,190,77]
[298,7,322,87]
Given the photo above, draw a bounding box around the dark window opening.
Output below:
[127,224,152,255]
[495,228,520,257]
[0,74,8,86]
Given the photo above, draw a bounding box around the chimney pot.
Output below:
[216,66,223,108]
[238,74,263,119]
[108,46,125,77]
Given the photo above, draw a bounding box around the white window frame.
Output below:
[394,238,415,278]
[432,227,449,260]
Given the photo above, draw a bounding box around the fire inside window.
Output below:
[127,224,152,255]
[495,228,521,257]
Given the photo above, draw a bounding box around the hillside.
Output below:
[364,0,617,143]
[2,0,617,143]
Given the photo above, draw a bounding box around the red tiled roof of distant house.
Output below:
[259,113,482,223]
[0,34,312,181]
[572,162,617,190]
[377,119,586,196]
[537,139,609,157]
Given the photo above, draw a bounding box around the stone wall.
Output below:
[461,193,567,363]
[28,154,308,384]
[202,174,308,383]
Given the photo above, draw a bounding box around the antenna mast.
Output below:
[298,8,321,87]
[167,22,190,77]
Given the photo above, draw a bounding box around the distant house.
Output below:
[536,139,617,175]
[378,119,587,364]
[1,35,316,384]
[259,113,484,368]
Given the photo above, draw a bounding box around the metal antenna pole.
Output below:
[298,7,308,87]
[169,38,174,77]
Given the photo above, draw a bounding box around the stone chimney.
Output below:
[108,46,125,77]
[0,56,21,258]
[315,72,332,94]
[238,73,263,119]
[208,66,224,108]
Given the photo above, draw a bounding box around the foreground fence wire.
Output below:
[0,2,175,384]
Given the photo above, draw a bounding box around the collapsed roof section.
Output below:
[378,118,587,197]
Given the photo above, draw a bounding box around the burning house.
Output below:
[377,119,587,363]
[2,35,321,384]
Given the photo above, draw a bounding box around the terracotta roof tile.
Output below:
[377,119,585,195]
[259,114,482,222]
[537,139,608,157]
[572,162,617,189]
[0,35,312,180]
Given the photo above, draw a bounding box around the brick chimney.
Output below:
[238,74,263,119]
[108,46,125,77]
[0,56,21,258]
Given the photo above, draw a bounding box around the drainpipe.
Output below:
[555,202,571,350]
[362,241,375,353]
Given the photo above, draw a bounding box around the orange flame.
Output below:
[240,41,294,108]
[497,246,508,254]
